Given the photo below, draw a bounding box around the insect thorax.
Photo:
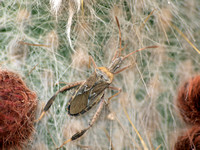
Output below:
[95,67,114,84]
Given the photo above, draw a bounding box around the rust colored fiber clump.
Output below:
[174,126,200,150]
[0,70,37,149]
[177,75,200,125]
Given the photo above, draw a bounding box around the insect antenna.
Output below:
[122,45,159,60]
[111,45,158,75]
[112,17,159,62]
[112,16,124,61]
[115,16,122,50]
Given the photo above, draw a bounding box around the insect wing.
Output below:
[68,90,90,115]
[67,73,109,116]
[88,81,108,106]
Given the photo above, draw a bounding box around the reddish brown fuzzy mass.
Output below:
[0,70,37,150]
[177,76,200,125]
[174,126,200,150]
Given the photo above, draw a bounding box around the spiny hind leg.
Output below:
[35,81,84,122]
[56,95,105,149]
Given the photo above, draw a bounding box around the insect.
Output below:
[36,16,158,149]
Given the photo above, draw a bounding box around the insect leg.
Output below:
[114,64,133,75]
[35,81,84,122]
[107,86,122,104]
[56,95,105,149]
[89,94,105,127]
[122,45,158,60]
[89,56,97,69]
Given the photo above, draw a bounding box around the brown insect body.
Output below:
[35,16,158,149]
[67,65,116,116]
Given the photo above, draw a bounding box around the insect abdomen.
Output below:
[67,91,104,116]
[67,91,89,116]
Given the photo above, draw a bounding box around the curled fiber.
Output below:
[174,126,200,150]
[0,70,37,150]
[177,75,200,125]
